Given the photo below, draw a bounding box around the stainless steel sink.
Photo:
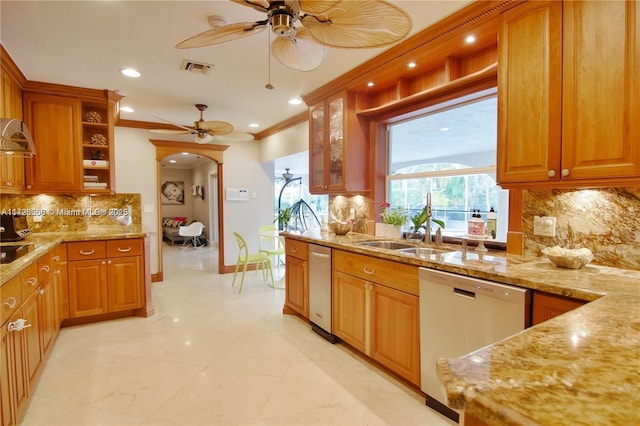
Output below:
[355,240,415,250]
[396,247,450,257]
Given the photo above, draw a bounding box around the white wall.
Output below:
[192,161,216,241]
[113,127,159,274]
[260,121,309,163]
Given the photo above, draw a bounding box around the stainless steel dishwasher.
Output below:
[419,267,530,423]
[308,244,337,343]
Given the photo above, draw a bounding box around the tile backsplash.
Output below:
[331,187,640,270]
[0,193,141,233]
[523,187,640,270]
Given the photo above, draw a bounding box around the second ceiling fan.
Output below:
[151,104,254,144]
[175,0,413,72]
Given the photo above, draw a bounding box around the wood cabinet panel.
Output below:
[332,271,368,354]
[38,277,56,356]
[285,238,308,260]
[21,291,41,387]
[532,291,586,325]
[107,256,143,311]
[106,239,143,258]
[22,93,82,192]
[68,259,108,317]
[333,250,419,295]
[561,0,640,180]
[2,309,27,426]
[370,284,420,384]
[0,155,26,193]
[67,241,106,261]
[1,277,21,325]
[284,255,308,318]
[1,323,14,426]
[497,1,562,184]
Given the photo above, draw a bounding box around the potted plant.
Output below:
[276,206,292,232]
[406,206,446,242]
[376,201,407,238]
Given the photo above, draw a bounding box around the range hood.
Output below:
[1,118,36,157]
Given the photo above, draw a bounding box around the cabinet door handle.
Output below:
[547,170,556,178]
[7,318,31,332]
[291,247,299,253]
[117,247,132,253]
[40,265,50,273]
[102,260,106,265]
[363,266,375,275]
[27,277,38,287]
[53,255,61,262]
[39,289,45,295]
[561,168,570,177]
[4,297,16,308]
[80,249,95,255]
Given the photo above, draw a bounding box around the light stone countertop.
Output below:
[284,231,640,426]
[1,227,146,284]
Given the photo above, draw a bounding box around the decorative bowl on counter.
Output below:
[542,246,593,269]
[328,221,352,235]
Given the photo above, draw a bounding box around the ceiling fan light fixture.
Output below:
[194,133,214,144]
[270,10,295,37]
[283,168,294,182]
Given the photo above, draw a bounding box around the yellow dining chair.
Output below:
[232,232,274,293]
[258,224,285,268]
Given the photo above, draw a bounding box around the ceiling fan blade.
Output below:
[271,28,326,72]
[176,21,267,49]
[150,129,192,135]
[153,116,195,133]
[301,0,412,49]
[198,120,234,135]
[230,0,269,13]
[298,0,342,15]
[212,131,255,142]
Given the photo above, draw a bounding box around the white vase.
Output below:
[376,223,402,239]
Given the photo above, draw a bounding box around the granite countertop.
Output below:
[1,227,146,285]
[284,231,640,425]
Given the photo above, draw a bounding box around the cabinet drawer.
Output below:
[285,239,308,260]
[37,252,51,282]
[67,241,106,261]
[20,262,39,300]
[106,239,142,258]
[1,275,21,324]
[334,250,419,295]
[51,243,68,267]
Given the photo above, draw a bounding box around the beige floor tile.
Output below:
[19,243,452,426]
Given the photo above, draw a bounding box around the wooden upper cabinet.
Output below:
[497,0,640,187]
[497,1,562,184]
[308,91,368,194]
[561,0,640,181]
[22,92,82,192]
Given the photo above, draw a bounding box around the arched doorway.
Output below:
[151,139,229,281]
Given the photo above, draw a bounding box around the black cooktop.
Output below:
[0,244,34,265]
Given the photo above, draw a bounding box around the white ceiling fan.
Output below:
[175,0,413,72]
[151,104,254,144]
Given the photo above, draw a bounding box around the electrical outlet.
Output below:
[533,215,556,237]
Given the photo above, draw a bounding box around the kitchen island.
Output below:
[284,230,640,426]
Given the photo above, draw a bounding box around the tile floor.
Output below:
[20,244,455,426]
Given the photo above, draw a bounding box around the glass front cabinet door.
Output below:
[308,91,368,194]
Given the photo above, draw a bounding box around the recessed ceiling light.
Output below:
[407,62,417,68]
[440,127,450,132]
[465,35,476,44]
[120,68,141,78]
[120,106,134,113]
[181,152,189,155]
[288,98,302,105]
[367,81,375,87]
[248,123,259,128]
[169,160,177,163]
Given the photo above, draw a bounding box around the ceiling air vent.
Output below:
[180,59,214,74]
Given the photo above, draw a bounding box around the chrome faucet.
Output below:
[425,193,432,244]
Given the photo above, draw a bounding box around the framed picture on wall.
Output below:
[161,180,185,205]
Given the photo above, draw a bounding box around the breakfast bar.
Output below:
[283,231,640,426]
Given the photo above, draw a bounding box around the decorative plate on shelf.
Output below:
[85,111,102,123]
[90,134,107,145]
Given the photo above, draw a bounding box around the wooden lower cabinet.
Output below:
[532,291,586,325]
[284,238,309,318]
[333,250,420,385]
[67,239,145,318]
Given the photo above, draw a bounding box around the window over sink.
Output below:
[385,88,508,242]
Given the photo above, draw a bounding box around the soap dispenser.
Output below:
[468,209,486,236]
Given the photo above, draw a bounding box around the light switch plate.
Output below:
[533,216,556,237]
